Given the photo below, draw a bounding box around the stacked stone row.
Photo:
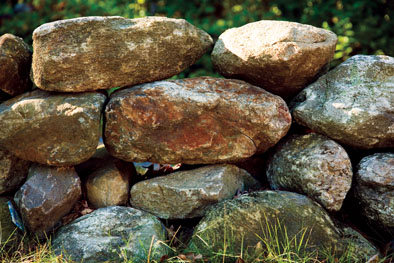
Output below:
[0,15,393,263]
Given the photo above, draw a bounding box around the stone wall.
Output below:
[0,16,393,262]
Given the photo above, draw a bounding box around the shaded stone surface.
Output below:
[32,16,213,92]
[266,133,352,211]
[14,164,81,235]
[0,197,21,248]
[52,206,167,263]
[86,158,133,208]
[354,153,394,232]
[0,89,106,166]
[0,34,32,96]
[188,191,375,260]
[339,225,380,259]
[105,77,291,164]
[0,149,30,195]
[130,164,260,219]
[211,20,337,99]
[291,55,394,149]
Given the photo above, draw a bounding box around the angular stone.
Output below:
[86,158,133,208]
[0,149,30,195]
[0,197,21,249]
[188,191,353,257]
[0,89,106,166]
[14,164,81,236]
[32,16,213,92]
[52,206,167,263]
[130,164,260,219]
[266,133,352,211]
[211,20,337,99]
[105,77,291,164]
[291,55,394,149]
[354,153,394,231]
[0,34,32,96]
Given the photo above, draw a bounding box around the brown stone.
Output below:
[0,149,30,195]
[0,89,106,166]
[0,34,32,96]
[104,77,291,164]
[14,164,81,236]
[212,20,337,99]
[32,16,213,92]
[130,164,260,219]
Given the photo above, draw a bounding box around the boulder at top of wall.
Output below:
[211,20,337,100]
[105,77,291,164]
[0,34,32,97]
[0,89,106,166]
[291,55,394,149]
[32,16,213,92]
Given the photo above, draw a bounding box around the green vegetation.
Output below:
[1,0,393,77]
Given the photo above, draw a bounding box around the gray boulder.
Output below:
[354,153,394,232]
[0,149,30,195]
[52,206,167,263]
[130,164,260,219]
[14,164,81,236]
[266,133,352,211]
[32,16,213,92]
[291,55,394,149]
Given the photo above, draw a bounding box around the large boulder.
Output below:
[52,206,167,263]
[353,153,394,232]
[0,34,32,97]
[32,16,213,92]
[0,89,106,166]
[105,77,291,164]
[266,133,352,211]
[130,164,260,219]
[0,197,21,249]
[0,149,30,195]
[291,55,394,149]
[188,191,376,261]
[211,20,337,99]
[14,164,81,236]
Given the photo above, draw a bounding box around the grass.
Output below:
[0,221,391,263]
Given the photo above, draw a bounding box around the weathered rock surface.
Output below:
[52,206,167,263]
[0,89,106,166]
[14,164,81,235]
[266,133,352,211]
[339,225,380,259]
[211,20,337,99]
[354,153,394,231]
[0,149,30,195]
[105,77,291,164]
[188,191,375,260]
[0,197,21,248]
[86,158,133,208]
[0,34,32,96]
[291,55,394,149]
[32,16,213,92]
[130,164,260,219]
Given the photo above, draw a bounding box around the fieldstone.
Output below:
[0,89,106,166]
[0,34,32,96]
[130,164,260,219]
[86,158,133,208]
[32,16,213,92]
[291,55,394,149]
[14,164,81,235]
[211,20,337,99]
[0,197,21,249]
[188,191,374,260]
[339,225,380,259]
[52,206,167,263]
[0,149,30,195]
[354,153,394,232]
[266,133,352,211]
[105,77,291,164]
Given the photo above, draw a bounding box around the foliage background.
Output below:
[1,0,393,78]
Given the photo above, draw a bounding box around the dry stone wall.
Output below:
[0,16,393,262]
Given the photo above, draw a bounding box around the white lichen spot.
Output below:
[332,102,345,109]
[126,41,137,51]
[78,117,85,123]
[57,103,84,116]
